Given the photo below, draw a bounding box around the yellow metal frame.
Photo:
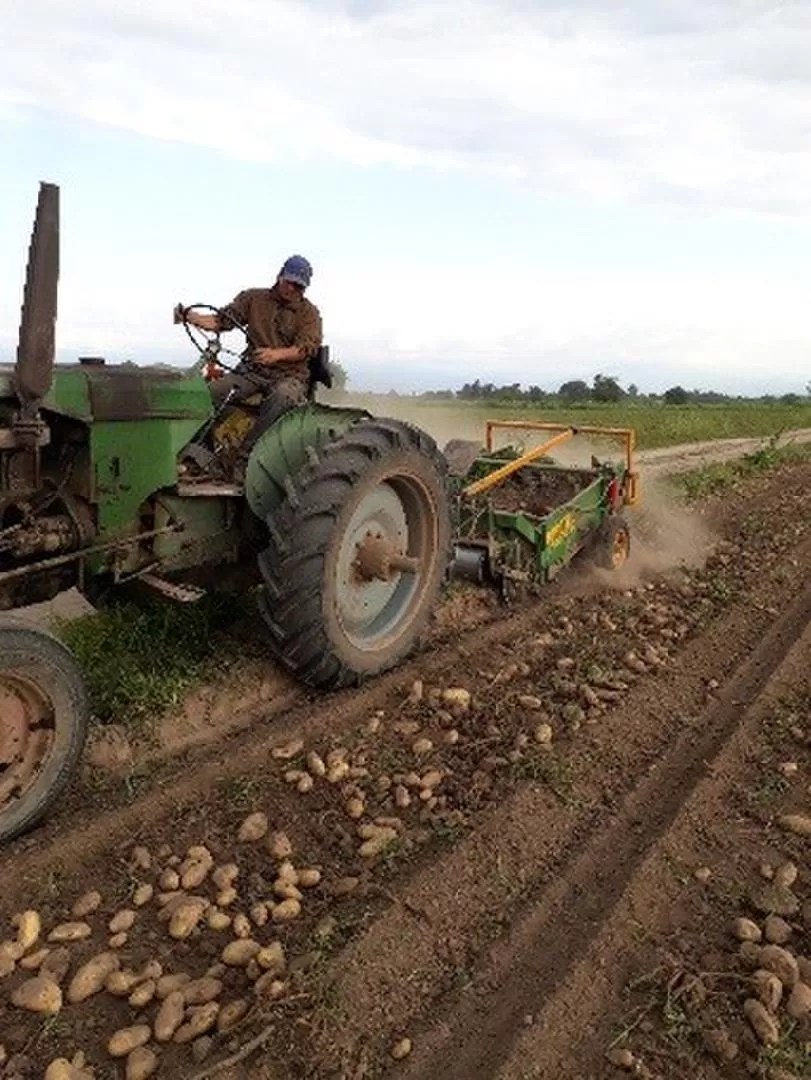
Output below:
[462,419,639,505]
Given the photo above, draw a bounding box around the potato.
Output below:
[184,976,222,1005]
[154,990,186,1041]
[268,831,293,860]
[327,761,350,784]
[180,849,214,889]
[421,770,444,790]
[271,737,304,760]
[391,1037,413,1060]
[67,951,121,1003]
[346,797,365,820]
[306,751,326,777]
[169,898,208,940]
[256,942,286,975]
[442,688,470,710]
[71,890,102,918]
[297,869,321,888]
[106,970,141,996]
[129,978,157,1009]
[273,881,302,902]
[15,910,41,951]
[250,902,269,927]
[132,884,154,908]
[211,864,239,890]
[743,999,779,1046]
[277,860,299,885]
[159,869,180,891]
[108,1025,151,1058]
[109,909,136,934]
[109,933,129,950]
[11,975,63,1014]
[394,785,411,809]
[156,973,191,999]
[359,828,397,858]
[232,913,251,939]
[297,774,314,793]
[19,947,49,971]
[44,1059,75,1080]
[207,909,231,931]
[125,1046,158,1080]
[129,846,152,871]
[254,974,286,1000]
[47,921,91,943]
[217,998,250,1032]
[174,1002,220,1044]
[222,939,261,966]
[271,899,301,922]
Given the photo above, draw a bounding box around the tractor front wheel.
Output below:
[257,418,452,690]
[0,619,89,845]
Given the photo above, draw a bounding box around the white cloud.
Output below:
[3,0,811,393]
[5,0,811,213]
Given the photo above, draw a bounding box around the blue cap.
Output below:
[279,254,313,288]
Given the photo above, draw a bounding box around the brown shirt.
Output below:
[220,284,322,385]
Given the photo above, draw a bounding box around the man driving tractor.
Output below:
[174,254,323,450]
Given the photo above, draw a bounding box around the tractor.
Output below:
[0,182,638,844]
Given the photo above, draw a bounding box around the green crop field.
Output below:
[343,396,811,451]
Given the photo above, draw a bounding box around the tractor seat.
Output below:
[306,345,333,402]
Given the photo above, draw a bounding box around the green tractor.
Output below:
[0,183,453,842]
[1,183,639,845]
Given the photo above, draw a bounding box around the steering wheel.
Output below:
[177,303,256,378]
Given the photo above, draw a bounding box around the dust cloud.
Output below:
[332,394,717,584]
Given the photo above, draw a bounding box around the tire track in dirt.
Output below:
[505,615,811,1080]
[389,558,811,1080]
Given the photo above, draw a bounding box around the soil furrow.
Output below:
[372,562,811,1079]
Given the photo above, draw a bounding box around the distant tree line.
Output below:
[402,373,811,406]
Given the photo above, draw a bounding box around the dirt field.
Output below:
[2,447,811,1080]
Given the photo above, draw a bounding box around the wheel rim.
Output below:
[611,528,630,568]
[0,671,55,810]
[333,474,438,651]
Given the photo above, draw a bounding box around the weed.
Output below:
[672,437,811,502]
[759,1025,811,1075]
[513,751,577,804]
[431,818,466,847]
[221,774,263,808]
[57,593,245,727]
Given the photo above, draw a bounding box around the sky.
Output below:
[1,0,811,396]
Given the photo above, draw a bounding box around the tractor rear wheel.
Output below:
[257,418,452,690]
[0,619,89,844]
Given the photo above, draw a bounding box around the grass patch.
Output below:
[57,593,248,727]
[671,437,811,501]
[358,399,811,451]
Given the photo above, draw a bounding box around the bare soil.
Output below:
[1,451,810,1080]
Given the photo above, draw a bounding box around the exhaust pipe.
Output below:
[14,182,60,411]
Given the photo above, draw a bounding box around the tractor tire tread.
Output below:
[257,418,452,691]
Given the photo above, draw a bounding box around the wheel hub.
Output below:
[353,532,420,582]
[334,478,433,649]
[0,673,54,808]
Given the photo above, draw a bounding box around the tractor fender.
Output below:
[244,403,371,522]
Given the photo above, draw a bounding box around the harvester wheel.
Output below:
[593,514,632,571]
[257,418,452,690]
[0,619,89,845]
